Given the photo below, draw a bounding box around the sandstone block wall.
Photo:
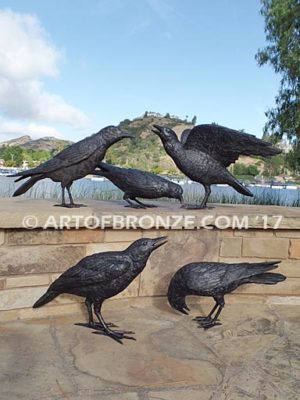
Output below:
[0,199,300,322]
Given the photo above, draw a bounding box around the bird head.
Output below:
[168,183,184,203]
[98,126,134,145]
[127,236,167,262]
[167,279,190,315]
[152,125,178,143]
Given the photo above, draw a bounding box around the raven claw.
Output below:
[75,321,118,330]
[54,203,87,208]
[197,320,222,330]
[193,316,220,322]
[92,330,136,344]
[124,204,146,209]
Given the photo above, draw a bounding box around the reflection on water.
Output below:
[0,176,299,206]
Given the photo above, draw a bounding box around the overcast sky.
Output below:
[0,0,279,142]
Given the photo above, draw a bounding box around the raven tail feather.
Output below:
[33,291,58,308]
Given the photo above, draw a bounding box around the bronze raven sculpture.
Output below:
[167,260,286,329]
[94,162,183,208]
[152,124,281,208]
[11,126,133,207]
[33,237,167,344]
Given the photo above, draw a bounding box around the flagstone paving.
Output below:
[1,297,299,400]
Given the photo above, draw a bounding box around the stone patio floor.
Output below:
[1,297,300,400]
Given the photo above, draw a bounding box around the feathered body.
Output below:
[95,162,183,208]
[33,237,167,343]
[168,261,286,329]
[11,126,133,207]
[152,124,282,208]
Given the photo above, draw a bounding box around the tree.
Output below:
[165,112,170,118]
[256,0,300,142]
[0,146,24,167]
[286,141,300,174]
[191,115,197,125]
[233,163,259,177]
[263,154,284,177]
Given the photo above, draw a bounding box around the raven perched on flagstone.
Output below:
[33,236,167,343]
[94,162,183,208]
[11,126,133,207]
[152,124,281,208]
[167,260,285,329]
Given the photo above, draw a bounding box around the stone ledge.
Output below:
[0,198,300,229]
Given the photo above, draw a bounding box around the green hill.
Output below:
[106,114,193,175]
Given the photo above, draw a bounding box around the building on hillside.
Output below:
[147,112,163,118]
[279,140,293,154]
[22,160,29,169]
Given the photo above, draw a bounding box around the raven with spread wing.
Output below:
[11,126,133,207]
[168,261,285,329]
[152,124,281,208]
[33,237,167,343]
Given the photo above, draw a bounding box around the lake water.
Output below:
[0,176,299,206]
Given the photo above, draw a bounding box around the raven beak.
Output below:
[152,124,163,135]
[178,194,184,204]
[179,308,189,315]
[152,236,168,249]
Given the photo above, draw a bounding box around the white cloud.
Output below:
[0,117,62,141]
[0,9,59,80]
[0,78,88,128]
[0,9,89,138]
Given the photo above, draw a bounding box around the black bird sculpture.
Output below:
[33,236,167,343]
[11,126,133,207]
[152,124,281,208]
[167,261,286,329]
[94,162,183,208]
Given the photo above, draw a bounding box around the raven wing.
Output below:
[183,263,229,292]
[50,253,133,292]
[183,124,281,167]
[180,129,192,145]
[13,133,101,177]
[184,261,280,292]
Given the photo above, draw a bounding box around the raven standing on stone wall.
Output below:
[167,260,286,329]
[33,237,167,344]
[152,124,281,208]
[11,126,133,208]
[94,162,183,208]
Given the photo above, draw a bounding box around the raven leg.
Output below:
[54,183,86,208]
[133,198,157,208]
[181,185,212,209]
[123,194,146,209]
[75,298,118,330]
[54,184,67,207]
[193,302,219,322]
[200,185,211,208]
[92,302,136,344]
[75,298,96,328]
[66,184,86,208]
[197,296,224,330]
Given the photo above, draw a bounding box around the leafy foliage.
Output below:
[262,154,285,177]
[256,0,300,141]
[0,145,61,167]
[233,163,259,177]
